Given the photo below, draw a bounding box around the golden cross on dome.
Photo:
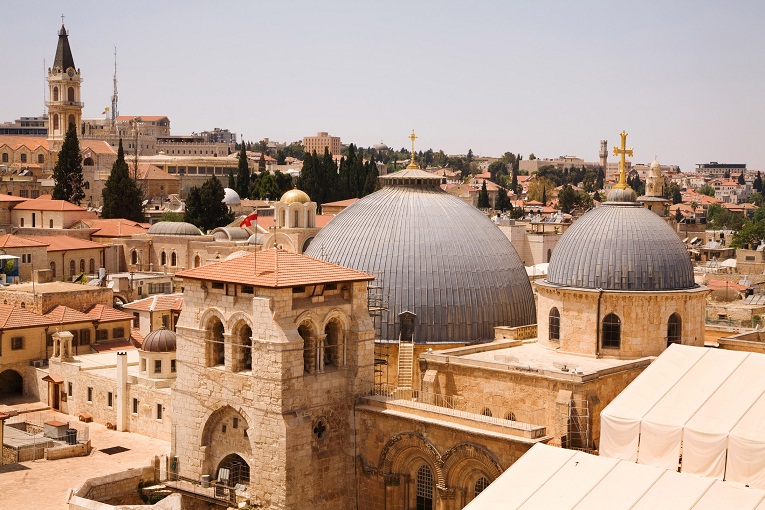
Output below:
[407,129,418,169]
[612,130,634,190]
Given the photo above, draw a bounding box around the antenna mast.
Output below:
[111,46,119,124]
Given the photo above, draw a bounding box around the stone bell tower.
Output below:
[47,22,83,149]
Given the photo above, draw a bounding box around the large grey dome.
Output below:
[147,221,202,236]
[547,201,696,291]
[305,169,535,343]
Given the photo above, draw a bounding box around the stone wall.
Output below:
[68,493,181,510]
[73,465,156,503]
[536,283,709,358]
[45,439,91,460]
[355,401,538,510]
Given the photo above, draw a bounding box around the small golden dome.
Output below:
[280,189,311,204]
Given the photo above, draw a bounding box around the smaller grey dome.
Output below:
[223,188,241,205]
[210,226,250,241]
[142,328,177,352]
[147,221,202,236]
[247,233,265,245]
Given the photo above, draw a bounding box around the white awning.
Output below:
[720,258,737,268]
[600,345,765,487]
[465,443,765,510]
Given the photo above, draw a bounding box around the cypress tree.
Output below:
[258,152,266,174]
[477,181,491,209]
[102,139,144,222]
[363,158,379,197]
[184,176,234,232]
[227,169,236,191]
[495,187,510,211]
[52,123,85,205]
[235,145,250,198]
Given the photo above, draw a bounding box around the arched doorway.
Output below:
[216,453,250,488]
[206,316,225,367]
[0,369,23,394]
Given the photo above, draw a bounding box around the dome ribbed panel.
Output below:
[547,204,695,291]
[305,186,535,343]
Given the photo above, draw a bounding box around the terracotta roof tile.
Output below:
[43,305,92,324]
[0,304,53,329]
[122,293,183,312]
[22,235,105,252]
[315,215,334,228]
[85,304,134,322]
[322,198,360,207]
[81,219,148,237]
[12,198,87,212]
[80,140,116,155]
[0,136,50,152]
[176,249,373,288]
[0,234,49,248]
[0,194,29,203]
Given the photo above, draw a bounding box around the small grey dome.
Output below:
[210,226,250,241]
[147,221,202,236]
[223,188,241,205]
[304,168,535,343]
[142,328,177,352]
[547,202,696,291]
[247,233,265,245]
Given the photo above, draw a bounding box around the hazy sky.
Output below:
[1,1,763,171]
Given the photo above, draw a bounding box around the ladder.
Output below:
[397,340,414,390]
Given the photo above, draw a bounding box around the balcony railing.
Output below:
[45,100,84,108]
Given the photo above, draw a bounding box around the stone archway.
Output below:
[201,406,253,489]
[216,453,250,488]
[0,369,22,394]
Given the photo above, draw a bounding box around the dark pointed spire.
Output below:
[53,24,75,71]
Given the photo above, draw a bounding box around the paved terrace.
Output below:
[0,407,169,510]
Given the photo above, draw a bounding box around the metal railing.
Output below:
[370,384,545,432]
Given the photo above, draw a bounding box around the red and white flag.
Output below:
[240,211,258,228]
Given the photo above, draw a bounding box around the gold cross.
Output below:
[407,129,418,169]
[612,130,634,190]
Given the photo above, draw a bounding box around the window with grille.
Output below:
[113,327,125,339]
[133,398,139,414]
[96,329,108,341]
[549,307,560,342]
[11,337,23,350]
[416,464,433,510]
[87,387,92,402]
[474,477,489,498]
[667,313,682,347]
[602,313,621,349]
[107,392,113,407]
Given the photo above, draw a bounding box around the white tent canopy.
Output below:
[601,344,765,487]
[465,443,765,510]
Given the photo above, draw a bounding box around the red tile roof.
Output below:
[177,249,373,288]
[0,136,50,152]
[122,293,183,312]
[85,304,134,322]
[315,215,334,228]
[0,304,53,329]
[43,305,92,324]
[12,198,87,212]
[136,163,176,181]
[80,219,148,237]
[0,194,29,203]
[80,140,116,156]
[23,235,105,252]
[0,234,48,248]
[322,198,360,207]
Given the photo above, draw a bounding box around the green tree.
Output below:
[494,187,511,211]
[738,172,746,185]
[160,211,184,222]
[235,144,250,198]
[732,221,765,248]
[101,139,144,222]
[488,160,508,182]
[755,171,763,193]
[596,168,605,190]
[751,192,765,207]
[250,172,281,201]
[52,123,85,205]
[184,176,234,232]
[528,153,536,160]
[466,149,474,164]
[363,159,379,196]
[557,184,578,214]
[477,181,490,208]
[698,184,716,197]
[227,170,236,190]
[258,152,266,174]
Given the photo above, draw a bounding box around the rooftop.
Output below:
[122,293,183,313]
[22,235,104,252]
[177,249,373,288]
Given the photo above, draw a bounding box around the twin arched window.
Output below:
[549,307,560,342]
[602,313,621,349]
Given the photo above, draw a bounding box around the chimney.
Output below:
[116,351,128,432]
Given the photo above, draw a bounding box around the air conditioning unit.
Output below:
[30,359,45,368]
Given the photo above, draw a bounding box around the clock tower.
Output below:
[47,22,82,149]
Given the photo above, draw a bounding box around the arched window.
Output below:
[280,210,286,227]
[49,219,53,228]
[549,307,560,342]
[37,154,44,164]
[323,319,343,369]
[206,317,225,367]
[53,87,59,101]
[20,218,24,227]
[667,313,682,347]
[416,464,434,510]
[53,114,59,131]
[89,258,95,274]
[69,260,76,276]
[50,261,56,277]
[21,154,27,163]
[233,323,252,372]
[481,407,492,417]
[79,259,85,273]
[547,248,552,262]
[474,477,490,498]
[602,313,621,349]
[299,323,314,374]
[171,252,177,267]
[160,251,167,266]
[194,255,201,268]
[131,250,138,265]
[67,87,75,102]
[293,210,299,227]
[68,114,75,127]
[505,411,516,421]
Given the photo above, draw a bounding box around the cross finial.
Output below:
[61,14,65,25]
[406,129,418,170]
[612,130,634,190]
